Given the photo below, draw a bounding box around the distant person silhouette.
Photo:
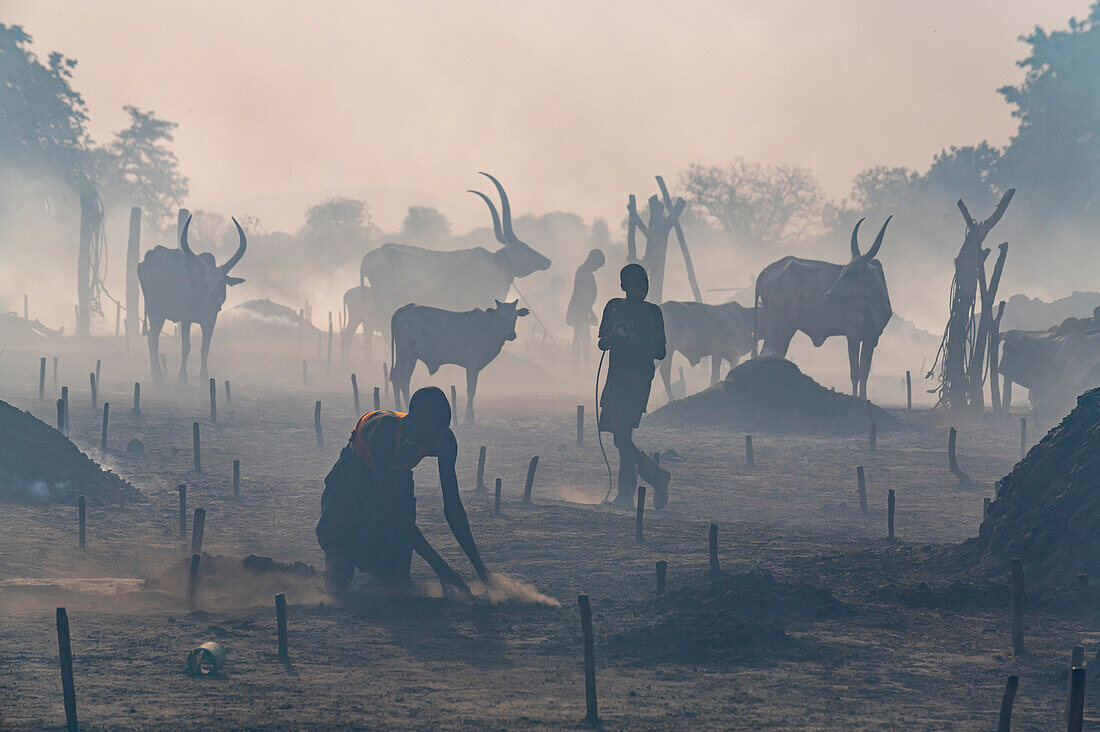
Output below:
[316,386,490,597]
[598,263,671,508]
[567,249,606,369]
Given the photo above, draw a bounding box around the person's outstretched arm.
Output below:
[436,430,489,581]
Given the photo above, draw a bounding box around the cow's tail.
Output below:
[751,279,761,358]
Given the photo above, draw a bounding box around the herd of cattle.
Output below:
[135,174,1100,420]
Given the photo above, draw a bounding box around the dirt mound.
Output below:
[147,554,320,607]
[646,356,893,434]
[0,400,138,505]
[961,387,1100,584]
[607,571,850,665]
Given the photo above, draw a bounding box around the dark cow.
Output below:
[360,173,549,340]
[658,300,755,401]
[390,299,529,423]
[999,308,1100,418]
[341,284,377,361]
[137,216,246,382]
[755,217,892,399]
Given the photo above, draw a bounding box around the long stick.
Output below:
[523,456,539,503]
[857,466,867,515]
[577,405,584,447]
[1068,667,1086,732]
[178,485,186,540]
[193,422,201,472]
[635,486,646,542]
[315,401,323,448]
[888,489,896,540]
[56,607,78,732]
[655,175,702,302]
[191,508,206,557]
[997,675,1018,732]
[209,378,217,423]
[709,523,720,583]
[577,594,598,723]
[476,446,486,491]
[275,593,289,661]
[39,357,46,399]
[351,374,360,414]
[100,403,109,453]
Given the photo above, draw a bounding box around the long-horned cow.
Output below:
[754,217,892,399]
[659,300,756,401]
[390,299,529,423]
[137,216,246,382]
[358,173,550,344]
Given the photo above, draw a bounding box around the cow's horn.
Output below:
[220,217,247,272]
[865,215,892,260]
[180,215,196,258]
[850,217,865,259]
[468,189,507,245]
[480,172,519,243]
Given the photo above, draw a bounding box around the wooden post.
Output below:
[233,460,240,498]
[90,372,97,408]
[906,370,912,410]
[373,386,380,411]
[1010,557,1025,655]
[708,523,720,582]
[39,357,46,399]
[1020,417,1027,460]
[61,386,68,435]
[450,385,458,427]
[869,419,877,452]
[494,478,502,514]
[53,356,58,390]
[178,485,186,540]
[302,360,308,385]
[132,382,141,415]
[187,553,200,607]
[209,378,217,423]
[635,486,646,541]
[857,466,868,515]
[224,380,232,408]
[95,359,101,389]
[382,362,390,400]
[745,435,754,466]
[100,403,109,453]
[1068,667,1086,732]
[315,401,323,448]
[78,496,86,550]
[997,675,1018,732]
[523,456,539,503]
[327,312,333,374]
[948,427,973,486]
[577,594,598,723]
[275,593,289,661]
[1067,645,1085,723]
[577,405,584,446]
[56,399,64,432]
[887,489,896,540]
[56,607,78,732]
[656,560,667,597]
[193,422,201,472]
[191,508,206,557]
[351,374,360,414]
[476,446,487,491]
[125,207,141,343]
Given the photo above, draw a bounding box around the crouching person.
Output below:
[316,386,489,597]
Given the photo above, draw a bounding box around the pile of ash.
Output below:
[646,356,893,434]
[960,387,1100,584]
[0,400,137,505]
[147,554,319,606]
[607,571,850,665]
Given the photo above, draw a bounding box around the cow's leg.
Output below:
[464,368,480,424]
[659,355,674,403]
[858,340,875,401]
[390,344,413,411]
[340,316,359,361]
[178,321,192,383]
[1003,379,1013,411]
[147,315,165,382]
[845,336,860,396]
[710,355,724,386]
[199,317,216,383]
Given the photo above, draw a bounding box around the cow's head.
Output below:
[180,215,247,310]
[825,216,891,305]
[489,298,530,342]
[469,172,551,278]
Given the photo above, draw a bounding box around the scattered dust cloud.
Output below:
[472,574,560,607]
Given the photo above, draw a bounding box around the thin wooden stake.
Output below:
[450,385,458,427]
[209,378,217,423]
[635,486,646,541]
[95,359,101,389]
[133,382,141,415]
[1020,417,1027,460]
[351,374,360,414]
[1010,557,1025,656]
[373,386,380,411]
[888,489,896,540]
[326,313,333,374]
[1067,645,1085,723]
[523,456,539,503]
[56,607,78,732]
[577,594,598,723]
[869,419,877,451]
[906,370,912,410]
[224,379,232,408]
[315,401,323,448]
[178,485,186,540]
[233,460,240,497]
[655,560,667,597]
[187,553,201,607]
[89,372,97,408]
[61,386,69,434]
[78,496,86,550]
[476,446,487,491]
[745,435,754,466]
[997,675,1018,732]
[275,593,289,661]
[577,405,584,446]
[191,508,207,557]
[857,466,868,515]
[39,357,46,399]
[1068,667,1087,732]
[56,399,64,432]
[100,403,109,453]
[494,478,502,514]
[193,422,201,472]
[708,523,720,582]
[53,356,58,390]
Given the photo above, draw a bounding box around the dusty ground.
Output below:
[0,343,1097,730]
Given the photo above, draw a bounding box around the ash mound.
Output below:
[960,387,1100,584]
[646,356,893,434]
[0,400,137,505]
[608,571,850,665]
[148,554,320,606]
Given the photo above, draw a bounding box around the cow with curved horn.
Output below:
[355,173,550,349]
[137,215,247,382]
[754,216,893,399]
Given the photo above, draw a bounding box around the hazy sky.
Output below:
[4,0,1089,233]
